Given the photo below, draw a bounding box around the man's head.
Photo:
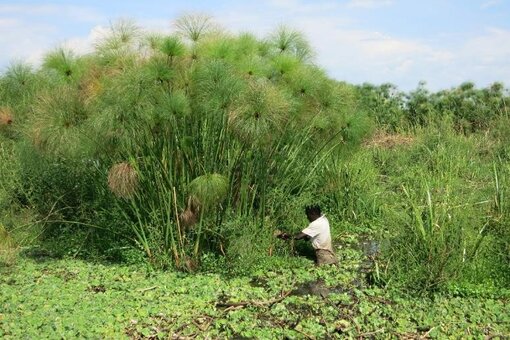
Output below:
[305,204,322,222]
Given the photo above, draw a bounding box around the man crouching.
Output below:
[277,205,338,266]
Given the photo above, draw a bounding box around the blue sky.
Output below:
[1,0,509,91]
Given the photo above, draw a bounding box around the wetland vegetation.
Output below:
[1,15,509,338]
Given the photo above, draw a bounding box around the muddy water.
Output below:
[289,237,381,297]
[360,239,380,257]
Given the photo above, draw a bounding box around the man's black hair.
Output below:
[305,204,321,216]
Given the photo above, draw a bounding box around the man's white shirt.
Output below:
[301,215,333,252]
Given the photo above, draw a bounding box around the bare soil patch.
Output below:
[363,130,414,149]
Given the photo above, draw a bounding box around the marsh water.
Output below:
[289,237,381,297]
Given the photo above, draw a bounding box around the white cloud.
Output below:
[481,0,502,9]
[0,20,106,70]
[0,17,56,69]
[358,32,426,57]
[346,0,394,9]
[219,2,510,90]
[25,49,48,68]
[1,2,508,91]
[277,15,455,87]
[268,0,342,12]
[0,3,106,70]
[63,25,109,55]
[0,18,19,27]
[138,19,173,34]
[0,4,103,22]
[395,59,414,73]
[453,27,510,86]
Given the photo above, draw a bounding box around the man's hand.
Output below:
[278,233,291,240]
[274,230,291,240]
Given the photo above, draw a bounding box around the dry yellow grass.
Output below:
[363,130,414,149]
[108,162,138,198]
[0,107,13,127]
[0,224,17,266]
[79,67,103,104]
[179,197,200,229]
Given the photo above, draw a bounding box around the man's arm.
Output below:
[293,232,310,240]
[276,231,310,240]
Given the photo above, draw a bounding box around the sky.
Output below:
[1,0,509,91]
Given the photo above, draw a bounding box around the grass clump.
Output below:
[107,162,139,199]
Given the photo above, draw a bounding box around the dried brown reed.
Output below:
[0,107,13,127]
[363,130,414,149]
[0,224,17,266]
[108,162,138,198]
[179,197,200,228]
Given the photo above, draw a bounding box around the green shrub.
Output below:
[0,16,358,269]
[370,125,509,290]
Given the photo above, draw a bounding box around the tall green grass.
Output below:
[334,119,510,291]
[1,15,508,288]
[0,16,367,270]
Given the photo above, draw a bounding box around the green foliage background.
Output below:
[0,17,368,271]
[0,15,509,294]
